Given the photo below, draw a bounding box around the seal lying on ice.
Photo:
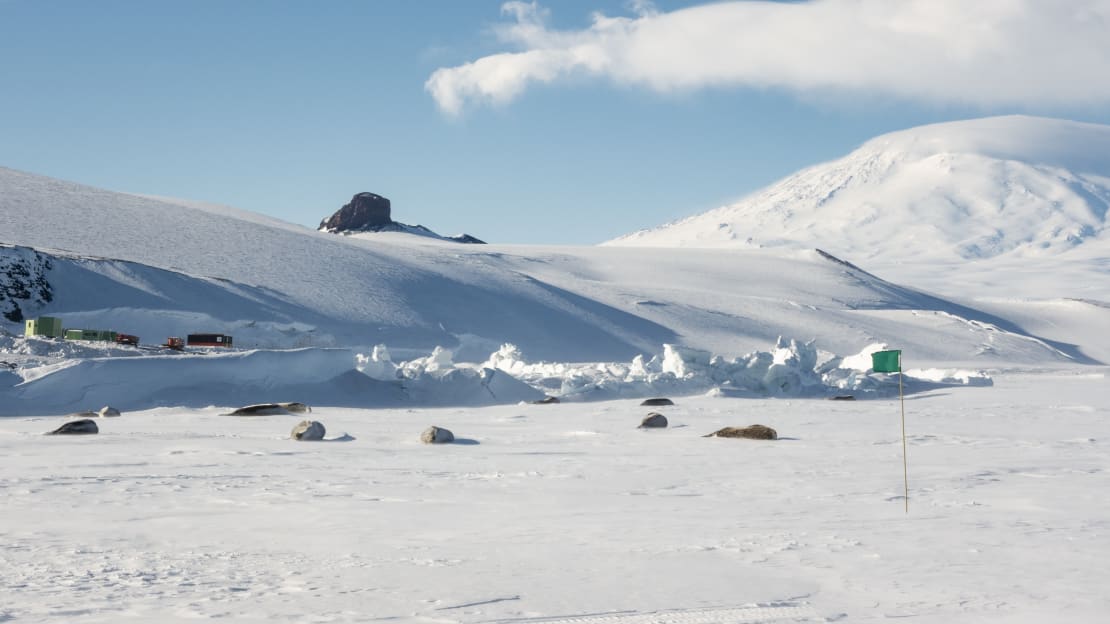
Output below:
[291,420,326,441]
[639,412,669,428]
[66,405,122,418]
[277,402,311,413]
[420,426,455,444]
[703,425,778,440]
[224,402,312,416]
[47,419,99,435]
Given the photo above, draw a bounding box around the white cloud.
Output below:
[425,0,1110,115]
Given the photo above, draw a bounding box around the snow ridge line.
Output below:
[934,310,1075,360]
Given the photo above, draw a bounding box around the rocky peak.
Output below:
[318,191,486,244]
[318,192,392,232]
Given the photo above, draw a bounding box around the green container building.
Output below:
[24,317,64,338]
[64,328,118,342]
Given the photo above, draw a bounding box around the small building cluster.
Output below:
[185,333,234,348]
[23,316,233,349]
[65,328,121,342]
[24,316,63,338]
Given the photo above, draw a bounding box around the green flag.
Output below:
[872,348,909,512]
[871,349,901,373]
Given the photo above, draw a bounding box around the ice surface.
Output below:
[0,372,1106,622]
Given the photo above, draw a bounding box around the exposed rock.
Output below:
[641,397,675,406]
[319,192,392,232]
[704,425,778,440]
[0,245,54,323]
[421,425,455,444]
[98,405,121,417]
[317,192,485,243]
[639,412,668,428]
[291,420,326,441]
[47,419,98,435]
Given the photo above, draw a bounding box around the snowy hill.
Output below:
[1,152,1107,415]
[607,116,1110,300]
[3,164,1073,361]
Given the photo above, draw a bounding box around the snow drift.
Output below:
[1,334,989,416]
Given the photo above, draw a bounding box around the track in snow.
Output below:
[494,603,821,624]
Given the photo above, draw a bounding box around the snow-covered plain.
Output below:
[2,115,1108,621]
[2,372,1106,622]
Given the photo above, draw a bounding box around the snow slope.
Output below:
[5,164,1099,369]
[607,116,1110,301]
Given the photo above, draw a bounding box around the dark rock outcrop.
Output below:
[319,192,392,232]
[318,192,485,243]
[1,245,54,323]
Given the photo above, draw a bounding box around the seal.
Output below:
[47,419,99,435]
[421,426,455,444]
[291,420,326,441]
[703,425,777,440]
[224,402,312,416]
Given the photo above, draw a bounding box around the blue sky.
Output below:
[3,0,1109,244]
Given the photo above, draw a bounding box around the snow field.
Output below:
[1,370,1106,622]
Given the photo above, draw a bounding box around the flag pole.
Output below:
[871,349,908,513]
[899,357,908,513]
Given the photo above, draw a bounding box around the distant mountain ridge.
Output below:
[607,115,1110,265]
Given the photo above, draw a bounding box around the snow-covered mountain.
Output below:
[607,116,1110,300]
[3,162,1100,372]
